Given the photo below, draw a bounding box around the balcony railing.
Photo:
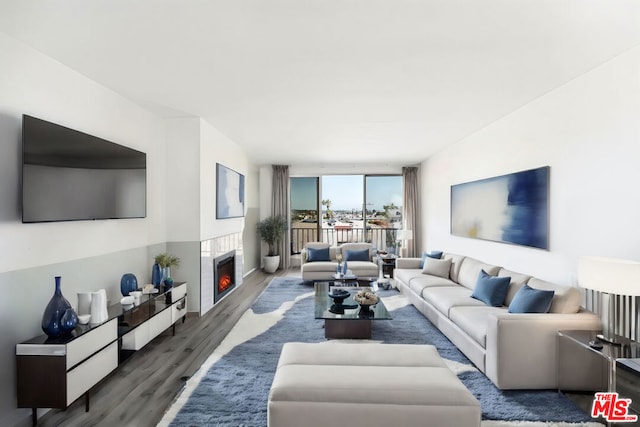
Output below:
[291,226,400,255]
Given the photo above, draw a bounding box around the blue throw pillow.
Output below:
[420,251,443,268]
[508,284,555,313]
[344,249,370,262]
[307,247,330,262]
[471,270,511,307]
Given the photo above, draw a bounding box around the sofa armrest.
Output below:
[300,248,309,264]
[396,258,421,269]
[485,311,601,389]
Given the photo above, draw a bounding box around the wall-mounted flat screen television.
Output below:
[22,115,147,223]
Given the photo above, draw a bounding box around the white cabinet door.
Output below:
[66,319,117,369]
[66,341,118,405]
[172,298,187,323]
[121,323,150,351]
[148,308,172,341]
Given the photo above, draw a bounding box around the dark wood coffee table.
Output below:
[314,281,392,339]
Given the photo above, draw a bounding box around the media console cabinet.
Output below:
[16,282,187,425]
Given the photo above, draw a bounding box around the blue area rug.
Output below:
[169,277,596,426]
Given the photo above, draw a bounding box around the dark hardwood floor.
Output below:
[30,269,285,427]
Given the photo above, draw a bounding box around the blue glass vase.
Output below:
[152,263,162,287]
[60,307,78,334]
[120,273,139,296]
[41,276,73,338]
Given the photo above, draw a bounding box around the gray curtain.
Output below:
[272,165,291,269]
[402,166,420,257]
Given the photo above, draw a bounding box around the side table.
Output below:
[617,359,640,417]
[557,330,640,393]
[378,254,399,278]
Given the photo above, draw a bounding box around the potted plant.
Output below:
[153,252,181,286]
[257,215,287,273]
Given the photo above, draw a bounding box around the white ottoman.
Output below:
[268,342,481,427]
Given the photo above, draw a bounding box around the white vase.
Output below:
[77,292,92,316]
[263,255,280,273]
[90,289,108,325]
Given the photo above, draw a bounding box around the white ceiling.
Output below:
[1,0,639,166]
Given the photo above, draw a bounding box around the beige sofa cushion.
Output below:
[457,257,501,290]
[527,277,581,314]
[421,286,486,317]
[394,268,425,286]
[498,268,532,306]
[421,257,452,278]
[277,342,446,368]
[271,364,478,407]
[409,275,457,295]
[449,305,508,348]
[345,260,379,277]
[443,253,466,283]
[302,261,337,273]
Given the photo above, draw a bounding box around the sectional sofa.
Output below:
[394,252,602,390]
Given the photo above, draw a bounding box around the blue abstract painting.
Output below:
[216,163,245,219]
[451,167,549,249]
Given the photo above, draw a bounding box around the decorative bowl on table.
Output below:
[353,290,379,311]
[328,288,350,305]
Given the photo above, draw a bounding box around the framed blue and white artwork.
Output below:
[216,163,245,219]
[450,166,549,249]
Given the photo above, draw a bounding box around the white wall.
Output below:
[0,33,167,426]
[422,46,640,286]
[0,34,167,274]
[200,119,251,241]
[165,118,201,242]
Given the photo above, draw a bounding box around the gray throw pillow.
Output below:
[422,257,452,279]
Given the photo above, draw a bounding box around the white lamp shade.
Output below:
[396,229,413,241]
[578,256,640,296]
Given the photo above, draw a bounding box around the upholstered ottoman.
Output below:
[267,342,481,427]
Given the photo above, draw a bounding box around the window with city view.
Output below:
[290,175,402,255]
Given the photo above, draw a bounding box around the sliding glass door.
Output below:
[290,177,319,254]
[291,174,402,255]
[365,175,403,252]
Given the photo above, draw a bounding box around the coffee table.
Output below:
[314,281,392,339]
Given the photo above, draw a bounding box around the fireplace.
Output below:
[214,250,236,303]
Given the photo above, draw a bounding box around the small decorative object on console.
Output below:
[60,307,78,334]
[120,273,139,296]
[153,253,181,286]
[143,284,158,294]
[121,296,135,306]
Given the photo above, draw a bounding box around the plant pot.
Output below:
[263,255,280,273]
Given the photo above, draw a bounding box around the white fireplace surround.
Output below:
[200,232,244,315]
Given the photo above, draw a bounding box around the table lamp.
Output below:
[578,256,640,344]
[396,229,412,257]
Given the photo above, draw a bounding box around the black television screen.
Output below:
[22,115,147,223]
